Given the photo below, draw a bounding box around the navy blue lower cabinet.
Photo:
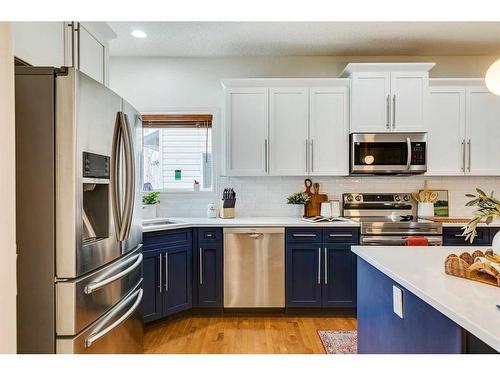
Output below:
[322,245,357,308]
[357,257,462,354]
[141,249,163,323]
[442,226,500,246]
[163,244,193,316]
[286,243,323,307]
[196,240,223,308]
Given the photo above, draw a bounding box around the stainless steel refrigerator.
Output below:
[15,66,144,354]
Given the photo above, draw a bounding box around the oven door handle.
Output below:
[406,137,412,170]
[361,236,442,246]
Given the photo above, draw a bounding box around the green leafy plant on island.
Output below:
[142,191,160,205]
[286,192,311,205]
[463,188,500,242]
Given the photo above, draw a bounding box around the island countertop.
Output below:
[351,245,500,352]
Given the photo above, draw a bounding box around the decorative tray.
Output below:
[445,249,500,287]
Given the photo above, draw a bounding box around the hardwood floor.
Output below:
[143,315,357,354]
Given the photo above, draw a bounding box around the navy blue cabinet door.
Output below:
[163,244,193,316]
[286,243,322,307]
[443,227,490,246]
[322,245,356,308]
[141,249,163,323]
[197,243,223,307]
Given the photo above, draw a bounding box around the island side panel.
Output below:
[357,257,463,354]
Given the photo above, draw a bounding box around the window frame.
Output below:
[140,107,220,196]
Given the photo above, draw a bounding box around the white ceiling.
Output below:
[108,22,500,57]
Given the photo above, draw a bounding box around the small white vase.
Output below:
[290,204,304,218]
[142,204,157,219]
[492,230,500,252]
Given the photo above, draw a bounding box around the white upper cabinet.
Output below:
[309,87,349,176]
[350,72,391,132]
[427,79,500,176]
[427,86,466,175]
[78,24,105,84]
[12,22,66,67]
[342,63,435,133]
[224,87,269,176]
[269,87,309,176]
[222,79,350,177]
[466,87,500,175]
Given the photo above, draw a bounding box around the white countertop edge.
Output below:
[351,246,500,352]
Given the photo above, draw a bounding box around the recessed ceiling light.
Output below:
[131,30,147,38]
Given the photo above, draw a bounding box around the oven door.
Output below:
[350,133,427,174]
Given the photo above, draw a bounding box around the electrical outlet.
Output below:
[392,285,404,318]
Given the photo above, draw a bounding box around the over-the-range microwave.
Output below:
[350,132,427,175]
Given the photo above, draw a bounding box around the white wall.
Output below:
[0,22,17,353]
[109,55,500,218]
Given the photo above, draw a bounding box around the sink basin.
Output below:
[143,220,178,227]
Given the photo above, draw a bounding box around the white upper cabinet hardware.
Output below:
[269,87,309,176]
[222,79,350,177]
[224,87,269,176]
[13,22,115,85]
[427,79,500,176]
[341,63,435,133]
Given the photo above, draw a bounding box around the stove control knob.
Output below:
[346,195,353,202]
[355,195,361,202]
[394,195,401,201]
[403,195,410,201]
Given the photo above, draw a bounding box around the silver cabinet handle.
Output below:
[329,233,352,238]
[85,288,143,348]
[317,248,321,285]
[467,139,471,172]
[164,253,168,291]
[199,248,203,285]
[264,139,268,173]
[324,248,328,285]
[305,139,309,173]
[292,233,317,237]
[386,94,391,129]
[392,94,396,129]
[158,254,162,293]
[406,137,412,170]
[461,139,466,172]
[310,139,314,172]
[84,253,143,294]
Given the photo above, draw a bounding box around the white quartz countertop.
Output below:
[142,216,360,232]
[351,245,500,352]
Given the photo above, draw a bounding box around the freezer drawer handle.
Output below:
[84,253,143,294]
[85,288,143,348]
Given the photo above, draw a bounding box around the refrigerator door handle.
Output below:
[121,112,136,240]
[111,112,124,240]
[85,287,143,348]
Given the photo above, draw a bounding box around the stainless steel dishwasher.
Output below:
[223,227,285,308]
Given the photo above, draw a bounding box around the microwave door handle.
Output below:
[120,112,135,240]
[406,137,412,170]
[111,112,124,241]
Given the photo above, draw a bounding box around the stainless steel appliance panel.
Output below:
[57,281,143,354]
[223,228,285,308]
[120,99,143,255]
[360,235,443,246]
[56,245,143,336]
[56,68,122,278]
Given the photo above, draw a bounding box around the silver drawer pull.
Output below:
[292,233,317,237]
[85,288,143,348]
[329,234,352,237]
[317,248,321,284]
[84,253,143,294]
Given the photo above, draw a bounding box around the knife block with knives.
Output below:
[303,179,328,217]
[220,188,236,219]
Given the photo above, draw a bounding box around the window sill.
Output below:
[143,190,216,196]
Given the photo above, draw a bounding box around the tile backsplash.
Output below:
[156,175,500,218]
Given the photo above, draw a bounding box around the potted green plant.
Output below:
[463,188,500,251]
[286,192,311,218]
[142,191,161,219]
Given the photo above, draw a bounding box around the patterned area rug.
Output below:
[317,330,357,354]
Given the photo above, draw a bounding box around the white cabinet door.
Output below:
[309,87,349,176]
[78,24,105,84]
[466,87,500,176]
[390,72,428,132]
[12,22,66,66]
[224,87,269,176]
[269,87,309,176]
[426,87,466,175]
[350,72,391,132]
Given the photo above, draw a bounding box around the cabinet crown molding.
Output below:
[340,62,436,77]
[221,78,350,88]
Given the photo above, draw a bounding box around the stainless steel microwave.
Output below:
[350,133,427,175]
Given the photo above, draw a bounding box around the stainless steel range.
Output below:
[342,193,443,246]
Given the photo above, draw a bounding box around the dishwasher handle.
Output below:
[223,227,285,235]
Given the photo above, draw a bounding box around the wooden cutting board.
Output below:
[304,179,328,217]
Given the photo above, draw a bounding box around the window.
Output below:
[142,114,213,192]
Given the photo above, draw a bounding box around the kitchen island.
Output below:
[352,246,500,354]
